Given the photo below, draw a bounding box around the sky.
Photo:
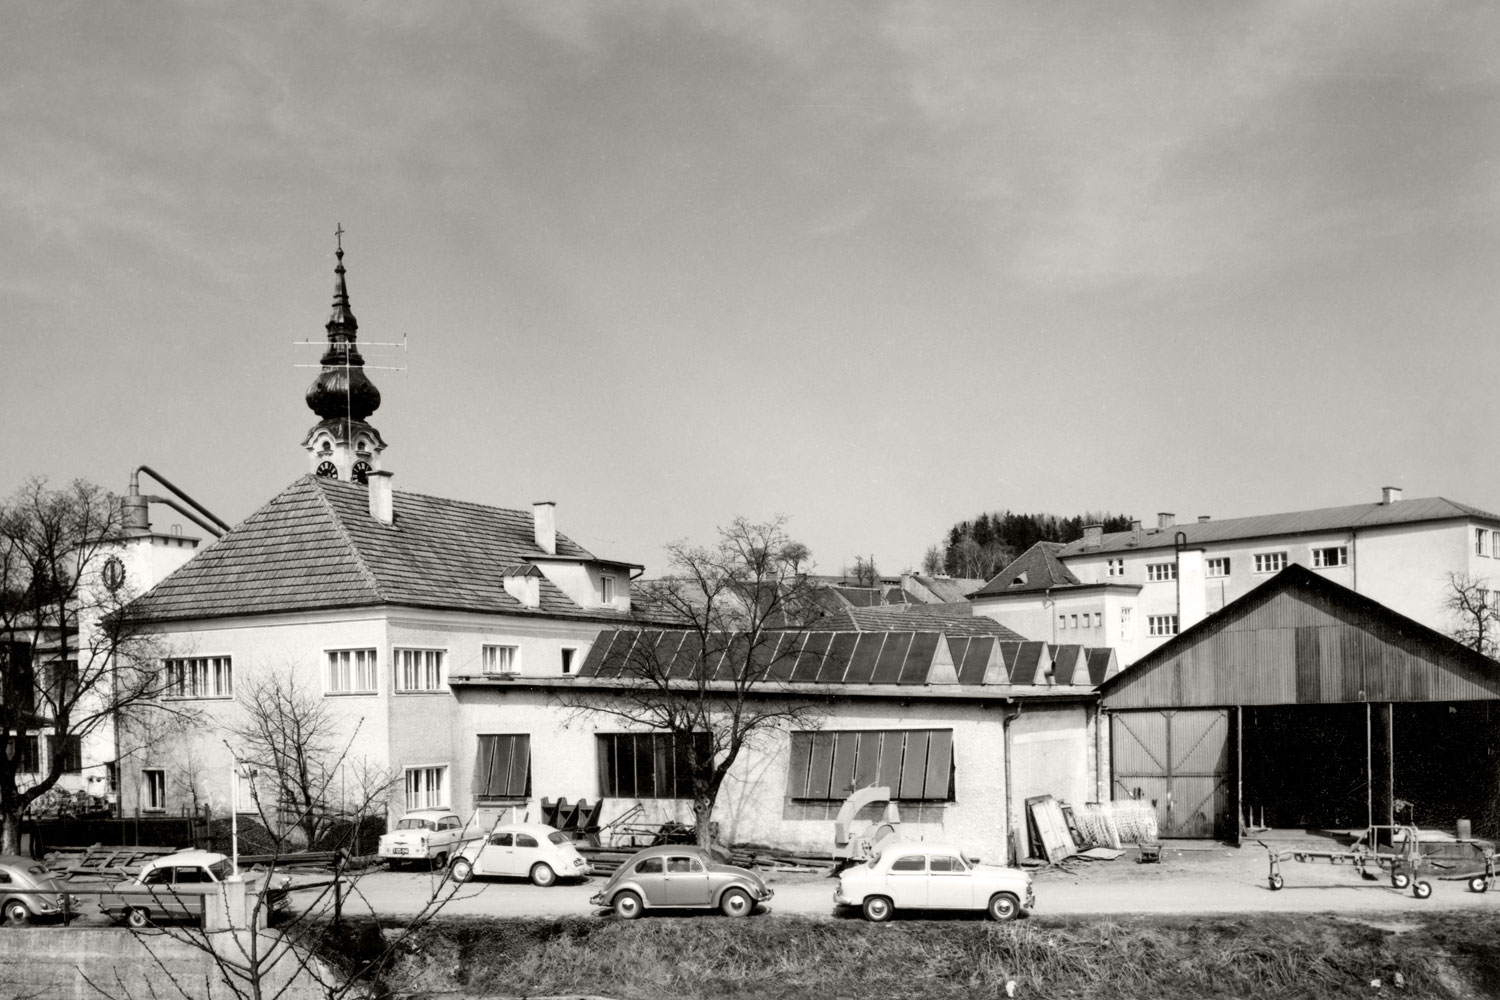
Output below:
[2,2,1498,577]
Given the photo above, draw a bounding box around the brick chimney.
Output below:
[533,501,556,555]
[1128,520,1143,547]
[1082,524,1103,550]
[1157,512,1175,530]
[1381,486,1403,505]
[367,471,394,525]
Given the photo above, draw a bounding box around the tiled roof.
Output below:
[578,629,1100,689]
[808,602,1028,639]
[972,542,1082,597]
[130,476,638,623]
[1058,497,1500,557]
[906,576,985,603]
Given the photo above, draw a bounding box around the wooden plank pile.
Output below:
[44,844,180,882]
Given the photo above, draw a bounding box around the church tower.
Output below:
[301,230,388,484]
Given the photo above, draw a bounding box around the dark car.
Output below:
[0,856,77,925]
[588,844,772,919]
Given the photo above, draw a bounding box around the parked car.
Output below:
[98,851,290,929]
[834,841,1033,921]
[589,844,772,919]
[378,809,467,869]
[0,856,77,925]
[449,822,590,886]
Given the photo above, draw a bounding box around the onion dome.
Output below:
[305,241,382,422]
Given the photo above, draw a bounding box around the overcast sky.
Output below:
[2,2,1498,576]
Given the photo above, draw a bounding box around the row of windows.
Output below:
[160,644,580,701]
[1477,528,1500,558]
[1117,547,1352,582]
[1057,612,1103,630]
[7,735,82,776]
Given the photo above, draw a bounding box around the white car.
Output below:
[834,841,1034,922]
[448,822,591,887]
[378,809,467,869]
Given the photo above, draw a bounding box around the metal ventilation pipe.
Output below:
[125,465,231,539]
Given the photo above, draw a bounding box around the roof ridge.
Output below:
[310,477,387,600]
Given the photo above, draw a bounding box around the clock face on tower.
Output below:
[352,461,372,485]
[316,461,338,480]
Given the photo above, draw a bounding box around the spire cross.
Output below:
[334,222,345,252]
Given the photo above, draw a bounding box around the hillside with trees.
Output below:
[933,510,1135,580]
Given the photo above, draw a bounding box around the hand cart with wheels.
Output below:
[1259,825,1436,899]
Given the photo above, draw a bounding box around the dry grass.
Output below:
[325,910,1500,1000]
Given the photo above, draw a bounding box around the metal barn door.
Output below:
[1111,709,1231,839]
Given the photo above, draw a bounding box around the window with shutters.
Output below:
[786,729,955,803]
[596,732,711,799]
[473,734,532,800]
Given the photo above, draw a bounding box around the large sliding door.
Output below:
[1111,709,1232,839]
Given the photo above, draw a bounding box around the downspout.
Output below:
[1173,531,1187,628]
[1003,699,1024,864]
[1350,527,1358,594]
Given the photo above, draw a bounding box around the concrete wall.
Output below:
[0,927,325,1000]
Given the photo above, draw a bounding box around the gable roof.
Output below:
[130,476,638,623]
[971,542,1082,597]
[906,575,986,603]
[1100,564,1500,709]
[1060,497,1500,557]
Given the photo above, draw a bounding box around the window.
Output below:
[1492,533,1500,559]
[1148,615,1179,637]
[1107,559,1124,577]
[326,649,377,694]
[15,735,39,774]
[48,735,81,774]
[1069,614,1078,629]
[597,732,711,799]
[635,857,664,875]
[1311,546,1348,569]
[144,769,166,812]
[560,648,576,675]
[1146,563,1175,582]
[44,658,80,707]
[890,854,926,872]
[1479,528,1490,556]
[474,734,532,799]
[601,575,616,603]
[482,644,519,676]
[1057,614,1066,632]
[1206,557,1230,578]
[1253,552,1288,574]
[930,854,968,873]
[394,648,445,692]
[787,729,955,802]
[1120,607,1132,638]
[164,656,233,699]
[404,766,448,810]
[1093,612,1102,628]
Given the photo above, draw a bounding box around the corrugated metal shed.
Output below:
[1101,565,1500,709]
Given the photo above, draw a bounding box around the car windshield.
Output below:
[548,832,569,846]
[397,818,435,831]
[209,860,234,881]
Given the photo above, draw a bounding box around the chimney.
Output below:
[1129,520,1143,547]
[368,471,394,525]
[1082,524,1103,550]
[1381,486,1403,505]
[533,501,557,555]
[1157,512,1175,530]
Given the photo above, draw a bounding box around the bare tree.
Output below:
[0,477,191,854]
[921,545,944,576]
[559,516,826,849]
[232,670,395,851]
[848,555,879,587]
[1445,572,1500,656]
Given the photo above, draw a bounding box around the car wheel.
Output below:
[986,893,1020,922]
[861,896,894,923]
[431,852,449,872]
[613,890,643,920]
[1469,876,1489,894]
[125,907,152,930]
[720,887,753,918]
[449,859,473,884]
[530,863,557,888]
[4,900,31,925]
